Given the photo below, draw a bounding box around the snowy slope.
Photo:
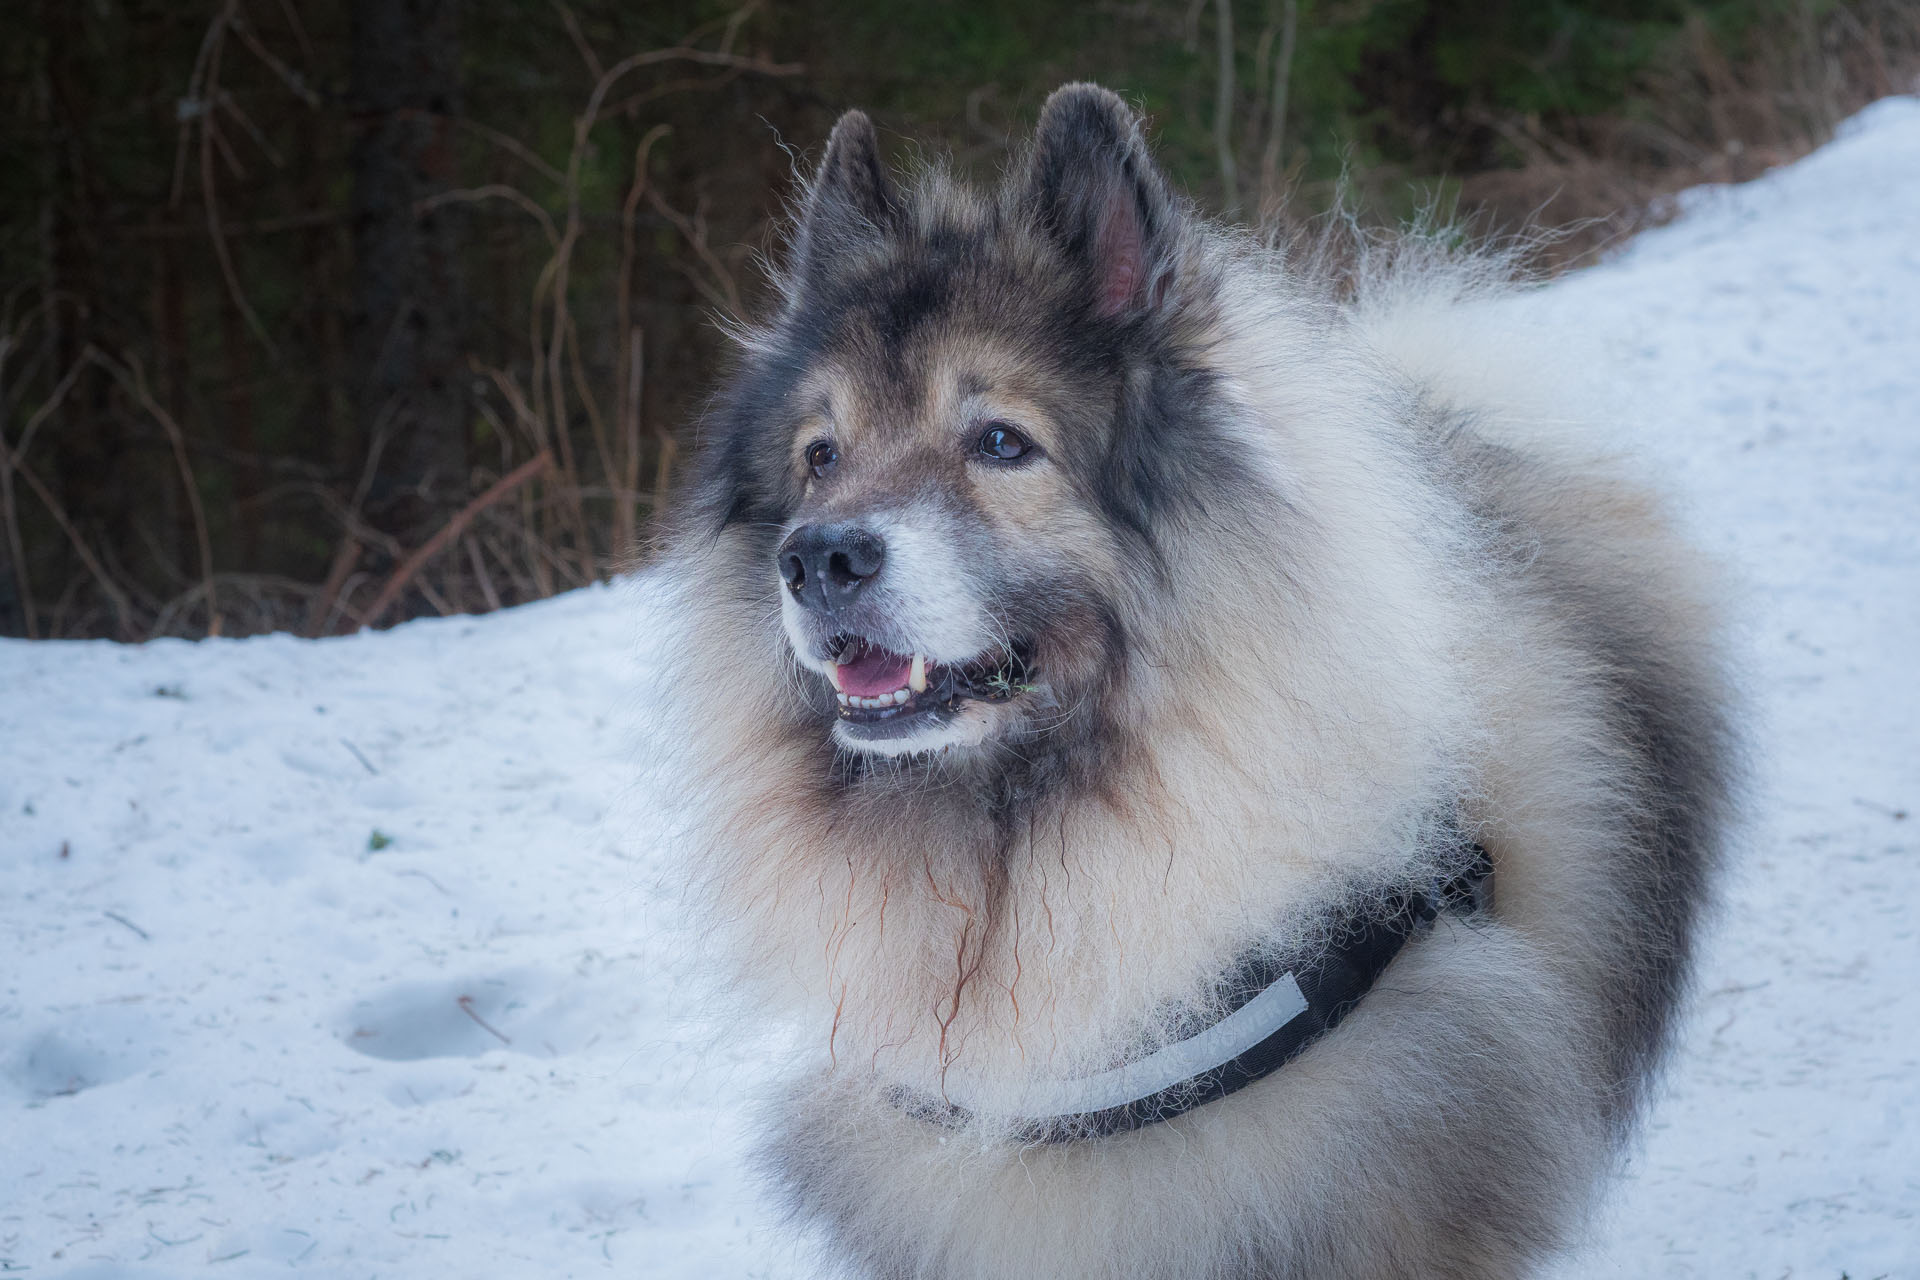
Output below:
[4,99,1917,1279]
[1532,97,1920,1277]
[1,588,796,1277]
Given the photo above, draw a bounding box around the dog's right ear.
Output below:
[1015,84,1179,320]
[787,110,900,290]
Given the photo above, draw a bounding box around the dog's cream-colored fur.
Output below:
[644,85,1733,1279]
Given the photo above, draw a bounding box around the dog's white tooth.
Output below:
[892,689,909,704]
[836,693,850,706]
[909,653,927,694]
[829,664,844,692]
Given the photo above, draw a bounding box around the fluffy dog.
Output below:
[646,83,1735,1279]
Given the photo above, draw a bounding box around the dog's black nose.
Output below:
[778,523,886,615]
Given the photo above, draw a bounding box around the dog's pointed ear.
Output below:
[1015,84,1178,320]
[788,110,900,286]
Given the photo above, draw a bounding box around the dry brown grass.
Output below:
[6,1,1915,639]
[0,5,792,642]
[1449,0,1920,271]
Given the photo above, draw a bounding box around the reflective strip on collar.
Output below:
[973,974,1308,1121]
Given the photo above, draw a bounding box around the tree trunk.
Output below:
[348,0,468,551]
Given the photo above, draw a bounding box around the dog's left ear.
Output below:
[787,110,901,292]
[1014,84,1179,320]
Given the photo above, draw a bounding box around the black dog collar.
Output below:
[895,845,1493,1143]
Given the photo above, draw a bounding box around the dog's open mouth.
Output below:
[827,634,1036,734]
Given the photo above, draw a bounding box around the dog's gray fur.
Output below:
[647,83,1736,1279]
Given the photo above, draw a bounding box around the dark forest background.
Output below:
[3,0,1915,640]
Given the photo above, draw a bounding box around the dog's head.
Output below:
[681,85,1246,773]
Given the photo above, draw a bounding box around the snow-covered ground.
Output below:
[4,99,1916,1279]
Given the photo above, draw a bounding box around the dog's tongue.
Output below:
[837,642,913,697]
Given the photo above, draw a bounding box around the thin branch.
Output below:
[481,366,551,460]
[450,116,566,186]
[464,535,502,612]
[0,481,26,638]
[565,311,618,516]
[574,47,802,142]
[647,187,741,314]
[2,350,91,638]
[9,351,87,467]
[228,9,321,108]
[456,995,512,1046]
[363,451,553,627]
[208,111,250,180]
[304,534,361,637]
[415,184,561,247]
[600,68,749,120]
[86,347,222,636]
[272,0,316,65]
[0,434,135,639]
[615,125,670,553]
[104,911,151,941]
[170,4,232,209]
[197,8,280,359]
[551,0,605,83]
[717,0,761,57]
[217,89,285,168]
[1258,0,1298,218]
[1213,0,1240,215]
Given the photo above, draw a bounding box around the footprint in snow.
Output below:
[6,1008,163,1102]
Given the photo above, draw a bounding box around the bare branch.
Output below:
[305,534,362,637]
[272,0,316,65]
[86,347,223,636]
[464,535,502,612]
[416,184,561,247]
[229,9,322,108]
[616,125,671,553]
[551,0,605,82]
[450,116,567,185]
[1258,0,1298,219]
[647,187,742,315]
[10,351,88,465]
[1214,0,1240,215]
[601,68,750,119]
[364,451,554,627]
[217,88,286,167]
[196,8,280,359]
[170,3,233,209]
[717,0,762,57]
[0,435,135,638]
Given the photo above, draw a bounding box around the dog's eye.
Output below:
[805,440,838,477]
[977,423,1032,462]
